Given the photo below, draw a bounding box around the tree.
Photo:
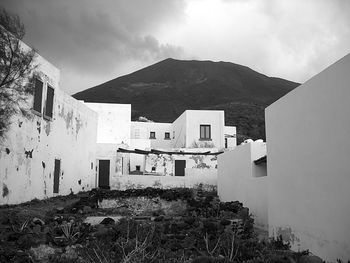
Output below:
[0,8,36,137]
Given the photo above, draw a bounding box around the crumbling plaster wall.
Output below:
[218,141,267,230]
[143,148,218,176]
[0,54,97,205]
[265,54,350,262]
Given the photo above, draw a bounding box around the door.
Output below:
[175,160,186,176]
[53,159,61,193]
[98,160,110,189]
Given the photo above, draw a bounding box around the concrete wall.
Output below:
[131,121,173,148]
[265,54,350,262]
[0,54,97,205]
[186,110,225,149]
[84,103,131,145]
[218,141,267,230]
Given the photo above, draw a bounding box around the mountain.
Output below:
[73,58,299,142]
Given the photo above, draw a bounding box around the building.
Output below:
[83,103,237,190]
[265,53,350,262]
[0,47,98,205]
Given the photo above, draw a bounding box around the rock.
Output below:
[32,217,45,226]
[56,207,65,214]
[298,255,323,263]
[83,206,92,213]
[100,217,115,225]
[30,244,57,262]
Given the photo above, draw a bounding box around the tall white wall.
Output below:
[265,54,350,262]
[0,54,97,205]
[218,141,267,230]
[84,103,131,145]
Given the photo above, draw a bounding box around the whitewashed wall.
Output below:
[84,103,131,145]
[218,141,267,230]
[224,126,237,148]
[131,121,173,148]
[265,54,350,262]
[0,54,97,205]
[186,110,225,149]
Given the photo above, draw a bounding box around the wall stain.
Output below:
[44,122,51,136]
[75,116,83,137]
[36,121,41,134]
[18,120,23,127]
[42,161,46,169]
[190,155,211,169]
[24,149,33,158]
[2,184,9,197]
[78,179,81,185]
[5,148,10,154]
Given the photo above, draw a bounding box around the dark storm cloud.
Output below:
[1,0,186,92]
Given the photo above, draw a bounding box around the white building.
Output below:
[265,53,350,262]
[82,104,237,190]
[0,48,98,205]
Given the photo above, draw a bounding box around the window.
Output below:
[200,125,211,140]
[164,132,170,139]
[44,85,54,118]
[33,78,43,113]
[150,131,156,139]
[136,165,140,171]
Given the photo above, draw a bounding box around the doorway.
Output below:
[98,160,110,189]
[175,160,186,176]
[53,159,61,193]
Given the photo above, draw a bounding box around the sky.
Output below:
[1,0,350,94]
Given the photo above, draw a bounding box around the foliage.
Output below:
[0,8,36,137]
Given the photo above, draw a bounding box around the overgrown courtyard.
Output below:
[0,186,319,262]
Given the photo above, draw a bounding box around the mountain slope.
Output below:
[73,58,299,141]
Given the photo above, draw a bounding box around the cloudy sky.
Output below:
[1,0,350,94]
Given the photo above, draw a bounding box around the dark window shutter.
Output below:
[33,79,43,113]
[45,85,54,118]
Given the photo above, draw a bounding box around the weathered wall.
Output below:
[111,172,217,190]
[265,54,350,262]
[0,54,97,205]
[84,103,131,145]
[186,110,225,149]
[131,121,173,148]
[143,148,218,176]
[218,141,267,230]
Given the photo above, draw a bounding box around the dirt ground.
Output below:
[0,187,320,263]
